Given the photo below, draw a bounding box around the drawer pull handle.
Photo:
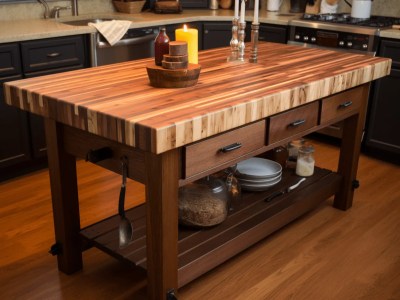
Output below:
[288,119,306,127]
[338,101,353,109]
[47,52,61,58]
[219,142,242,153]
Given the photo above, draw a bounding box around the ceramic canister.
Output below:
[267,0,283,11]
[351,0,372,19]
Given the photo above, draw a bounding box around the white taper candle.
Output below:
[254,0,259,24]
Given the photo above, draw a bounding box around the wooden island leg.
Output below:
[44,119,82,274]
[334,84,369,210]
[144,149,180,300]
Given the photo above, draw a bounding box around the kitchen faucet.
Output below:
[37,0,78,18]
[71,0,78,16]
[36,0,50,19]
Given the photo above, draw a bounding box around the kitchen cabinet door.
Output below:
[0,75,31,173]
[203,22,232,50]
[259,24,288,44]
[203,22,252,50]
[364,38,400,163]
[365,68,400,161]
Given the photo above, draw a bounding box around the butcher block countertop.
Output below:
[4,42,391,154]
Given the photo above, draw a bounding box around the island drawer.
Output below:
[320,87,364,124]
[268,101,319,143]
[20,36,85,74]
[184,120,266,178]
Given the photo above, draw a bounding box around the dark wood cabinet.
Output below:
[180,0,208,8]
[203,22,287,50]
[0,36,88,180]
[0,75,31,172]
[364,38,400,163]
[0,43,21,77]
[203,22,252,50]
[259,24,288,44]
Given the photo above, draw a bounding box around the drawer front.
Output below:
[21,36,85,73]
[185,120,266,178]
[320,87,363,125]
[268,102,319,143]
[0,43,21,77]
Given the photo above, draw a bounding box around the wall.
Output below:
[0,0,115,20]
[1,0,399,21]
[262,0,400,17]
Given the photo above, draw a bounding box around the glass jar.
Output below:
[296,145,315,177]
[178,175,229,228]
[154,28,170,66]
[288,138,305,162]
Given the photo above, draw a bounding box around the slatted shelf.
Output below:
[80,167,342,287]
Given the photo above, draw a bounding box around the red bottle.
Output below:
[154,28,170,66]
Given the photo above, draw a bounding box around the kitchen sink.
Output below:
[60,18,114,26]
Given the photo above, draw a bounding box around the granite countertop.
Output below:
[0,10,300,43]
[380,28,400,39]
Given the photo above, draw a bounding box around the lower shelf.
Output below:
[80,167,342,287]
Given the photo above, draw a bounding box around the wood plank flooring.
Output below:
[0,140,399,299]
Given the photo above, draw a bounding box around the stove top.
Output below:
[301,13,400,29]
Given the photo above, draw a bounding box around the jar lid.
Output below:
[299,144,314,153]
[196,176,225,193]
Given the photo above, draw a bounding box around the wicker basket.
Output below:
[113,0,145,14]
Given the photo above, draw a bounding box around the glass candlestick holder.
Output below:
[237,21,246,62]
[227,17,239,62]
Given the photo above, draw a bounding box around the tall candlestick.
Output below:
[253,0,259,24]
[239,0,245,23]
[175,24,198,64]
[234,0,239,19]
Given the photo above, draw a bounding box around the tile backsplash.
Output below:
[0,0,399,21]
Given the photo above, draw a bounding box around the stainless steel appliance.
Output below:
[90,27,158,67]
[288,13,400,138]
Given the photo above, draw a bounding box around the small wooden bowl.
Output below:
[146,63,201,88]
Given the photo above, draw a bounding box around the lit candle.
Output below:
[254,0,259,24]
[175,24,198,64]
[240,0,245,23]
[234,0,239,19]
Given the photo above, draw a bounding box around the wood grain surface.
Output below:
[3,42,391,154]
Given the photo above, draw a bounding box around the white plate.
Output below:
[236,157,282,179]
[240,175,282,191]
[238,173,281,184]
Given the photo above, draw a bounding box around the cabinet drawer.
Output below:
[20,36,85,73]
[268,102,319,143]
[185,120,266,178]
[320,87,363,125]
[0,43,21,77]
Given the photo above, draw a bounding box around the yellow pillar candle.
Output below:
[175,25,198,64]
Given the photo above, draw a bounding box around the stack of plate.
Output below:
[236,157,282,191]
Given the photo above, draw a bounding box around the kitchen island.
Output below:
[3,42,391,299]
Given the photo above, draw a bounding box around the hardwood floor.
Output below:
[1,140,399,299]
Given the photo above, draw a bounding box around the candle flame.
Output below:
[183,24,188,32]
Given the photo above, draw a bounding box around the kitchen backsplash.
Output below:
[0,0,399,21]
[0,0,115,20]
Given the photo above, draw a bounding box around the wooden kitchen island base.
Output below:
[80,167,341,288]
[4,42,391,299]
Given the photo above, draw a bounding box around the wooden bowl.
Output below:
[146,63,201,88]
